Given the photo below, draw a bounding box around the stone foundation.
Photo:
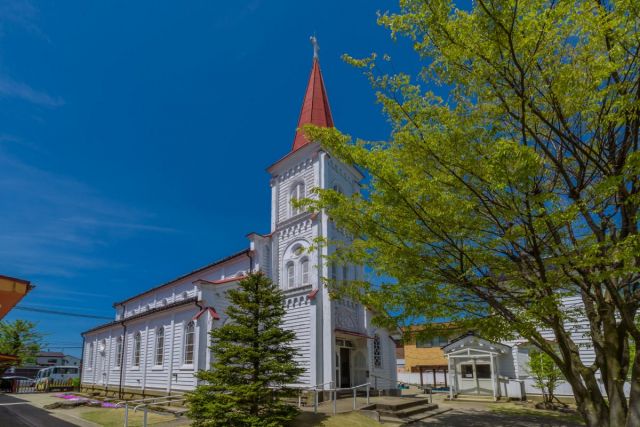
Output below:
[80,383,180,401]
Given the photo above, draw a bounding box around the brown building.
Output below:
[0,275,33,367]
[0,275,33,321]
[401,327,463,388]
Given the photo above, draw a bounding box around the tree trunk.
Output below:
[626,346,640,427]
[601,320,629,427]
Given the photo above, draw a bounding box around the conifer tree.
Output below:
[187,272,303,427]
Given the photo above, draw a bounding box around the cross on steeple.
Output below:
[310,35,319,59]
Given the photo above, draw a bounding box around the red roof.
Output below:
[292,58,334,152]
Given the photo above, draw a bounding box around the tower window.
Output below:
[289,182,305,217]
[330,262,337,282]
[286,262,295,289]
[301,258,309,284]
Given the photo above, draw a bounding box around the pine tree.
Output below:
[187,272,303,427]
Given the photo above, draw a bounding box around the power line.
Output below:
[41,346,83,349]
[14,306,112,320]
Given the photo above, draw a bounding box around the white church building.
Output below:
[80,44,398,398]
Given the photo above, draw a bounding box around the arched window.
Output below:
[373,334,382,368]
[286,262,295,289]
[184,321,195,365]
[300,258,309,284]
[289,182,305,217]
[88,342,94,368]
[155,327,164,366]
[133,332,142,367]
[330,262,337,282]
[115,336,123,368]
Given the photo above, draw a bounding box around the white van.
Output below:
[35,366,79,390]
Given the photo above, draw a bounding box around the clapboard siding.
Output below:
[282,294,312,385]
[505,295,597,380]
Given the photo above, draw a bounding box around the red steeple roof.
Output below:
[292,57,334,151]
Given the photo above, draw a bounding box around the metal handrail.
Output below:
[319,382,371,415]
[132,398,186,427]
[115,393,184,406]
[294,381,335,412]
[133,398,185,411]
[370,374,433,403]
[118,394,185,427]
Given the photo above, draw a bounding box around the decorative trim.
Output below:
[193,306,220,321]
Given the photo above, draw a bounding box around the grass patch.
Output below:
[80,407,176,427]
[488,403,584,425]
[291,411,382,427]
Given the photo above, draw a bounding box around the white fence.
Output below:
[500,376,631,400]
[397,371,448,386]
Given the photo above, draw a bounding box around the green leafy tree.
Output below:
[302,1,640,426]
[187,272,303,427]
[0,320,42,371]
[527,349,565,406]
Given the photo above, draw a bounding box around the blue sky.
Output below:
[0,0,422,356]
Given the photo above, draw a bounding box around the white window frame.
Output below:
[183,321,195,366]
[87,342,94,369]
[300,258,309,285]
[154,327,164,367]
[286,262,295,289]
[289,182,305,217]
[114,336,123,368]
[132,332,141,368]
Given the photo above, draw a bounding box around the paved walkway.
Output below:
[406,396,583,427]
[300,393,584,427]
[0,393,82,427]
[3,392,190,427]
[414,408,583,427]
[2,391,584,427]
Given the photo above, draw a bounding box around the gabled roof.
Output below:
[84,296,199,335]
[112,249,250,307]
[442,331,511,354]
[291,58,334,152]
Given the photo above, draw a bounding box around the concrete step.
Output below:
[148,404,188,416]
[447,395,496,402]
[378,403,438,422]
[373,398,432,412]
[361,398,441,424]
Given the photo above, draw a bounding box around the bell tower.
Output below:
[249,38,390,390]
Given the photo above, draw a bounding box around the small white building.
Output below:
[443,333,518,400]
[80,46,398,398]
[444,305,631,401]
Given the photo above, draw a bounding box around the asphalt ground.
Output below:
[0,393,77,427]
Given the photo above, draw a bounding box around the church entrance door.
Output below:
[339,347,351,388]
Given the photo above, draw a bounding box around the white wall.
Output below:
[82,304,201,393]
